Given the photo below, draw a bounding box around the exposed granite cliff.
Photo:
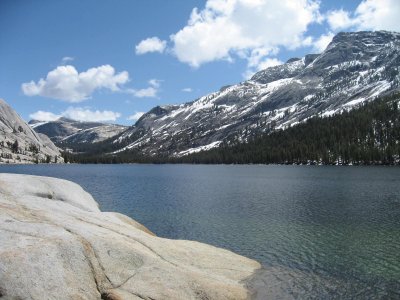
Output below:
[30,117,127,145]
[0,99,63,164]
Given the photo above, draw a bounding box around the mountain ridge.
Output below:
[176,92,400,165]
[30,118,127,146]
[100,31,399,157]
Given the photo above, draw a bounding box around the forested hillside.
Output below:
[75,31,400,157]
[64,93,400,165]
[179,93,400,165]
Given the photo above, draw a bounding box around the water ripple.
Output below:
[1,164,400,298]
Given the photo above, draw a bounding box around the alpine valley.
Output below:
[34,31,400,163]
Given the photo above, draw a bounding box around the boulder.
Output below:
[0,174,260,299]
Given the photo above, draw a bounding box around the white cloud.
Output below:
[313,32,335,53]
[244,56,283,79]
[135,37,167,54]
[61,56,74,64]
[22,65,129,102]
[29,110,60,121]
[169,0,321,68]
[127,111,145,122]
[126,79,161,98]
[245,47,277,69]
[62,107,121,122]
[327,0,400,32]
[326,9,355,31]
[258,58,283,70]
[354,0,400,31]
[148,79,162,88]
[128,87,158,98]
[29,107,121,122]
[182,88,193,92]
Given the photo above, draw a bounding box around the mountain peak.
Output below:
[250,55,305,84]
[103,30,400,157]
[31,117,127,145]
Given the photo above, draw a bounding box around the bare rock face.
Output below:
[29,117,127,145]
[0,99,63,164]
[0,174,260,299]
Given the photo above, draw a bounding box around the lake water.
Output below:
[1,164,399,299]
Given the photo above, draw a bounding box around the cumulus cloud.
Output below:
[327,0,400,32]
[29,111,60,121]
[135,37,167,54]
[62,107,121,122]
[127,111,145,122]
[244,56,283,79]
[182,88,193,92]
[326,9,355,31]
[313,32,335,53]
[126,79,161,98]
[29,107,121,122]
[129,87,158,98]
[169,0,321,68]
[354,0,400,31]
[22,65,129,102]
[257,57,283,71]
[135,0,400,75]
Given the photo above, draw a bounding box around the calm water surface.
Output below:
[1,164,399,299]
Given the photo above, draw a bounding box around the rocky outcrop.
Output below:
[0,174,261,299]
[0,99,63,164]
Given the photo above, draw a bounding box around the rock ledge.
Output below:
[0,174,260,299]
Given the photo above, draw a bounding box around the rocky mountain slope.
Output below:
[176,92,400,165]
[0,174,261,299]
[108,31,400,157]
[30,117,127,145]
[0,99,63,163]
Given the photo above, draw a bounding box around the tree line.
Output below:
[178,92,400,165]
[64,92,400,165]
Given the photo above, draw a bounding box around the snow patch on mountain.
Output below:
[96,31,400,157]
[30,118,127,145]
[176,141,222,157]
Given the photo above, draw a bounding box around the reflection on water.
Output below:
[1,164,400,298]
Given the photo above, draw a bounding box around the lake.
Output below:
[1,164,399,298]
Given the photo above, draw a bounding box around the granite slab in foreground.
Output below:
[0,174,261,299]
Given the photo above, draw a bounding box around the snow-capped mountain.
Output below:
[113,31,400,156]
[0,99,63,163]
[30,118,127,145]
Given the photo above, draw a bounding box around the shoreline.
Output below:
[0,173,262,299]
[2,161,400,167]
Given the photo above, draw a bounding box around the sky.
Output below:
[1,0,399,125]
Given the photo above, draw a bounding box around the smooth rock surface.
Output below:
[0,174,261,299]
[29,117,127,145]
[0,99,63,164]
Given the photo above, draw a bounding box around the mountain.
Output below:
[0,99,63,164]
[30,118,127,145]
[106,31,400,157]
[176,92,400,165]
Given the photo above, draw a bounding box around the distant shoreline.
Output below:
[2,162,400,166]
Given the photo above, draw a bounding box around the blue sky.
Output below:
[1,0,399,125]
